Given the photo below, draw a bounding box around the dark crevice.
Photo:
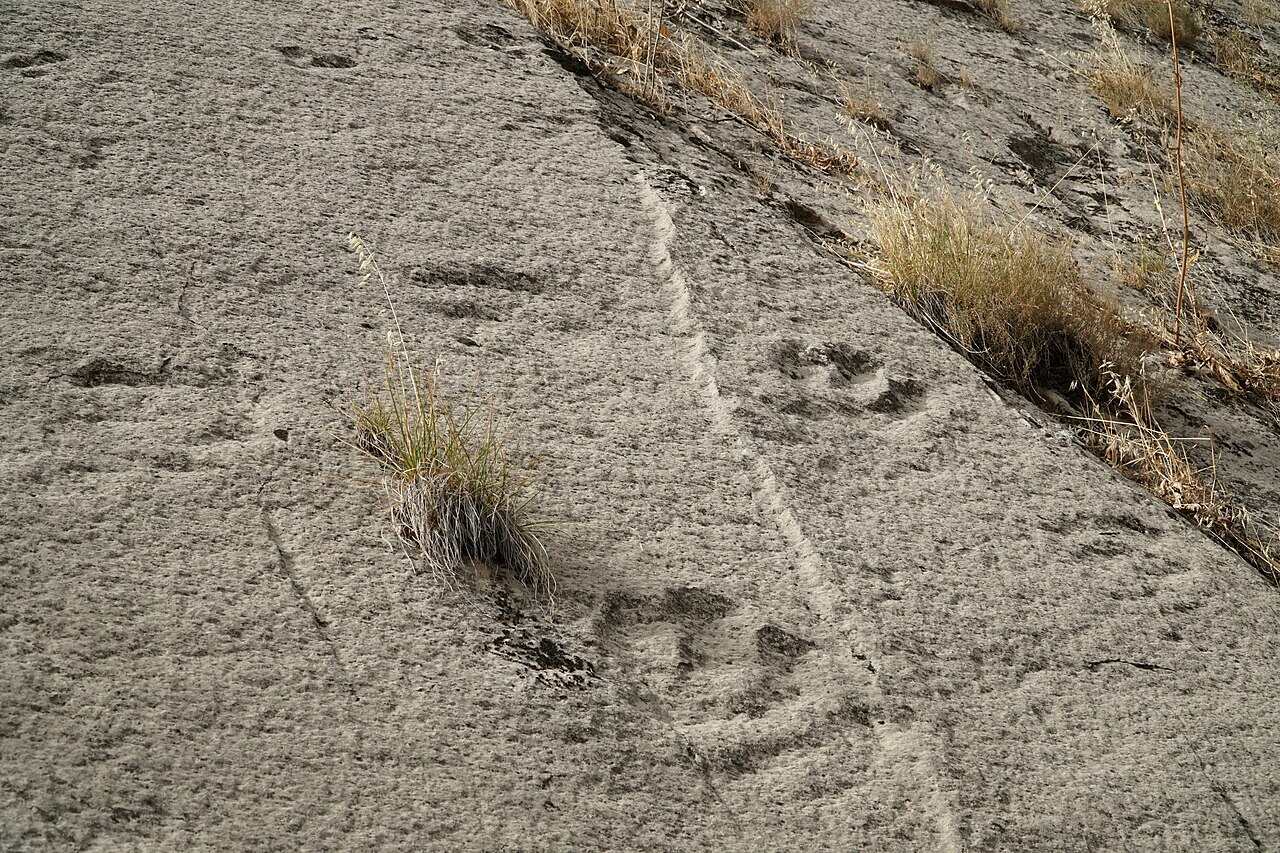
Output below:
[262,510,356,694]
[1083,658,1173,672]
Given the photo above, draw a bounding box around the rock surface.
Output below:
[2,0,1279,850]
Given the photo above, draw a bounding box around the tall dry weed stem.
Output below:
[1165,0,1192,346]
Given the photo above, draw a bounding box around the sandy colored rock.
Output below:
[2,0,1278,850]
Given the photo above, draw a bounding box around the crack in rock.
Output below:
[261,509,354,693]
[1083,658,1174,672]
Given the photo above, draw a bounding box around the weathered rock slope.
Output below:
[2,0,1278,850]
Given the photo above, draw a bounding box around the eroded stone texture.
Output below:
[2,0,1278,850]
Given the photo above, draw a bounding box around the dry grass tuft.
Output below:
[512,0,857,176]
[908,40,946,92]
[1086,38,1175,124]
[867,189,1149,397]
[512,0,668,107]
[1095,0,1202,45]
[517,0,652,57]
[348,235,552,595]
[1212,29,1262,79]
[837,82,892,129]
[748,165,775,195]
[1078,371,1279,583]
[743,0,812,50]
[976,0,1021,32]
[670,34,858,174]
[1244,0,1274,26]
[1182,127,1280,246]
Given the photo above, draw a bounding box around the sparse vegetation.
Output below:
[857,186,1280,581]
[743,0,812,50]
[1086,15,1280,273]
[512,0,665,104]
[512,0,857,176]
[1114,240,1170,292]
[1224,338,1280,403]
[1182,126,1280,246]
[1244,0,1274,26]
[908,40,945,92]
[837,81,891,129]
[1088,8,1280,410]
[1079,370,1279,583]
[1093,0,1202,45]
[976,0,1021,32]
[861,179,1279,584]
[1086,38,1175,123]
[347,235,552,595]
[866,188,1149,397]
[518,0,1279,590]
[1176,328,1280,404]
[1212,29,1262,79]
[669,36,857,173]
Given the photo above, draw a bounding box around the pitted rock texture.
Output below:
[2,0,1279,850]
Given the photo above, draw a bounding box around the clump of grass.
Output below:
[743,0,811,50]
[1078,369,1279,584]
[516,0,651,57]
[1212,29,1261,79]
[748,165,774,195]
[866,189,1149,398]
[1182,126,1280,245]
[513,0,668,107]
[976,0,1021,32]
[1086,36,1175,124]
[837,82,891,129]
[347,235,552,595]
[908,40,946,92]
[1244,0,1274,26]
[1095,0,1202,45]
